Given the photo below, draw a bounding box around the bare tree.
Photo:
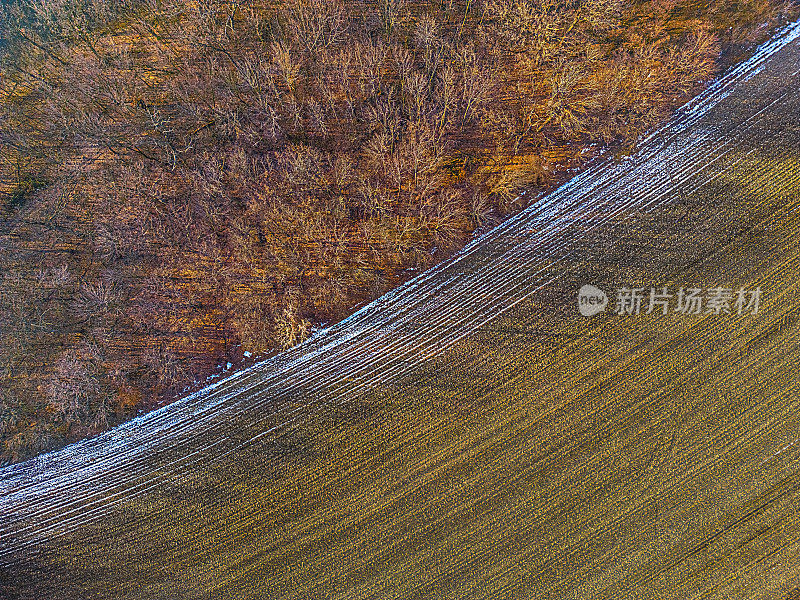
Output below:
[285,0,347,55]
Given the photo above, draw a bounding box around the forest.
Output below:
[1,0,797,462]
